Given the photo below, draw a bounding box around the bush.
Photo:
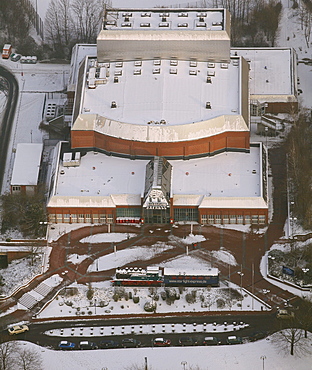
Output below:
[113,293,119,302]
[185,293,196,304]
[133,296,140,304]
[87,285,94,300]
[160,291,167,300]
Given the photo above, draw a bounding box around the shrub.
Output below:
[133,296,140,304]
[185,293,196,304]
[160,291,167,300]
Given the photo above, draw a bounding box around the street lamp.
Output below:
[237,271,244,309]
[260,355,266,370]
[181,361,187,370]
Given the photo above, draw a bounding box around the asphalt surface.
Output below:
[0,66,19,192]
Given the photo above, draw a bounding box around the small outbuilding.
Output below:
[10,143,43,195]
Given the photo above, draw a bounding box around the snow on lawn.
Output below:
[17,336,312,370]
[81,233,137,243]
[0,255,42,296]
[37,276,268,320]
[211,248,238,266]
[88,242,175,272]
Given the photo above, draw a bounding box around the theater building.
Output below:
[47,8,296,226]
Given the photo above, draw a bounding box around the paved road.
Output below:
[0,66,19,192]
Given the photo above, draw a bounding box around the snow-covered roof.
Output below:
[48,145,266,209]
[171,146,262,199]
[231,48,296,99]
[11,143,43,186]
[79,57,243,127]
[103,8,226,31]
[164,267,219,276]
[72,114,248,143]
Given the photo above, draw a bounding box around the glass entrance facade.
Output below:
[143,208,170,224]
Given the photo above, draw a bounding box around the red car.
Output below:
[153,337,171,347]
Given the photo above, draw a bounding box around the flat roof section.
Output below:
[51,146,264,208]
[11,143,43,186]
[231,48,295,97]
[55,152,149,197]
[170,146,262,198]
[104,8,225,31]
[82,58,241,126]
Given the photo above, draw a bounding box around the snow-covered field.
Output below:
[16,337,312,370]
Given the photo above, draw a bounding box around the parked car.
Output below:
[276,309,295,319]
[10,53,21,62]
[226,336,243,345]
[8,325,29,335]
[178,336,198,346]
[58,341,75,350]
[79,341,97,350]
[202,336,220,345]
[153,337,171,347]
[121,338,141,348]
[99,339,120,349]
[249,331,268,342]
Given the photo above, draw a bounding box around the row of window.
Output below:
[48,212,266,225]
[49,214,113,224]
[200,214,266,225]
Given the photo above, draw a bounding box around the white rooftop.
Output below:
[11,143,43,186]
[49,145,266,209]
[104,9,225,31]
[231,48,296,99]
[81,57,242,126]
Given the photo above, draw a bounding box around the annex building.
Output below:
[47,8,297,226]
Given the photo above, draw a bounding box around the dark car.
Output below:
[58,340,75,350]
[79,340,97,350]
[202,336,220,346]
[121,338,141,348]
[226,336,243,345]
[249,331,267,342]
[99,339,120,349]
[179,337,198,346]
[153,337,171,347]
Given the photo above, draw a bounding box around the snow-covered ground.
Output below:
[16,337,312,370]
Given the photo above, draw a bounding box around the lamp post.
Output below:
[237,270,244,309]
[260,355,266,370]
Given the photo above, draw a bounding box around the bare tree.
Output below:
[0,342,19,370]
[71,0,105,43]
[16,347,43,370]
[272,327,309,356]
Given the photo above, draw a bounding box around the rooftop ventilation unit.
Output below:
[153,68,160,74]
[206,102,211,109]
[189,61,197,67]
[170,68,177,74]
[196,22,207,27]
[114,70,122,76]
[159,22,169,27]
[106,20,116,26]
[133,69,141,75]
[170,60,178,66]
[140,23,150,27]
[212,22,223,26]
[178,23,188,27]
[122,12,132,17]
[221,63,228,69]
[121,22,132,27]
[141,12,151,17]
[159,13,169,17]
[178,12,188,17]
[207,71,215,76]
[232,60,239,66]
[115,61,123,67]
[189,70,197,75]
[207,62,215,68]
[114,77,119,83]
[111,101,117,108]
[134,60,142,66]
[154,60,161,65]
[197,12,207,17]
[206,76,212,83]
